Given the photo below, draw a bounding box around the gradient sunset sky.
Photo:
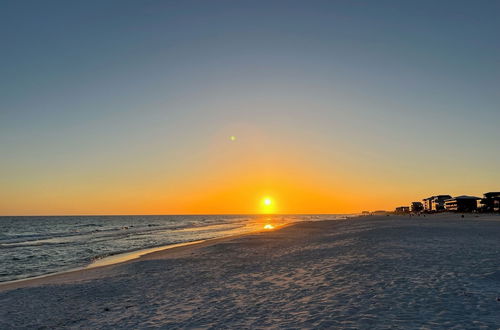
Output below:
[1,0,499,215]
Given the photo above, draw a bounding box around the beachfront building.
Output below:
[479,192,500,212]
[410,202,424,213]
[423,197,433,211]
[422,195,452,212]
[444,196,480,212]
[395,206,410,214]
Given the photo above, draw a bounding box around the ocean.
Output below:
[0,214,348,282]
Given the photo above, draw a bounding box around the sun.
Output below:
[260,197,275,214]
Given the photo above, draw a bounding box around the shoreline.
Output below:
[0,221,304,292]
[0,213,486,290]
[0,239,209,289]
[2,214,500,328]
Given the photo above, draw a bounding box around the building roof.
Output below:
[423,195,451,201]
[447,195,481,201]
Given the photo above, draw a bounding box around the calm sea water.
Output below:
[0,214,349,282]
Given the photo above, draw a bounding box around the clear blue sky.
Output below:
[1,0,499,215]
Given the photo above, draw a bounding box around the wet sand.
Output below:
[2,214,500,328]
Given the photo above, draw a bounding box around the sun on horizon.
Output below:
[260,197,275,214]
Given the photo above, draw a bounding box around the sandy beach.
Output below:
[2,214,500,328]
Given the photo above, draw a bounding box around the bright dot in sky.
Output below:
[263,198,272,206]
[229,135,236,141]
[264,224,274,230]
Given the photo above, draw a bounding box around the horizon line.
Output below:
[0,212,359,217]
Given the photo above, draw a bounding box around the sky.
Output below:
[0,0,499,215]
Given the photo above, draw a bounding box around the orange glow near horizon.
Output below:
[1,127,495,216]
